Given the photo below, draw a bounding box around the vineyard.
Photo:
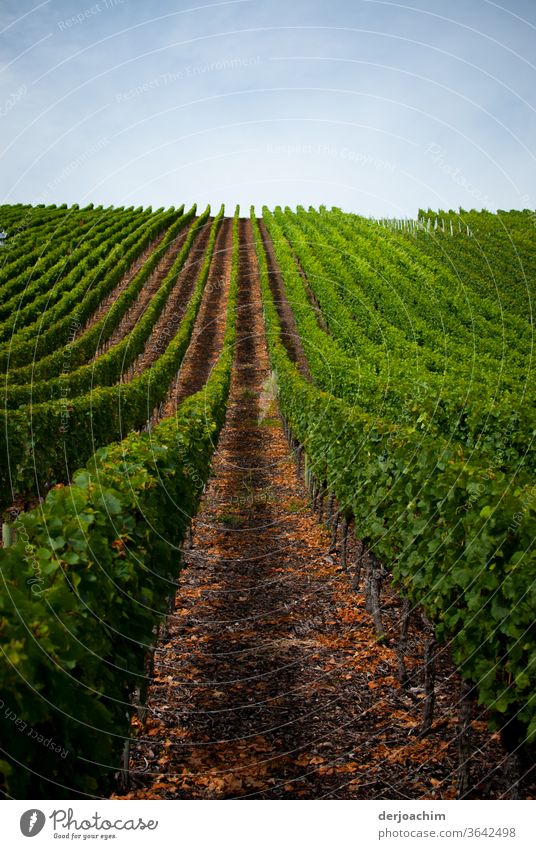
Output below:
[0,202,534,800]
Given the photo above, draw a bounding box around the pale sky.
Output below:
[1,0,535,215]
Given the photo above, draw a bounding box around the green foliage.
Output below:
[3,205,199,406]
[0,207,223,504]
[263,206,534,472]
[0,206,240,798]
[0,206,179,371]
[253,206,536,747]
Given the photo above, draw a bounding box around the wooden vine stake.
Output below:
[118,697,135,791]
[370,555,386,640]
[317,483,327,521]
[306,459,315,497]
[396,598,411,687]
[326,492,335,526]
[340,514,351,570]
[303,455,311,491]
[295,444,302,477]
[364,560,373,612]
[351,539,365,590]
[457,680,473,797]
[420,617,437,735]
[119,736,131,791]
[504,749,521,799]
[137,621,161,724]
[501,718,524,799]
[329,506,340,552]
[311,477,319,510]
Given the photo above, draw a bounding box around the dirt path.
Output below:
[80,227,168,339]
[128,218,213,380]
[258,220,311,378]
[116,220,522,801]
[161,216,233,417]
[90,219,195,361]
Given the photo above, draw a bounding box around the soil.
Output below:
[90,220,195,360]
[80,227,168,339]
[258,220,311,379]
[128,218,214,379]
[160,216,234,416]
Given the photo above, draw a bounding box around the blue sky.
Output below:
[1,0,535,215]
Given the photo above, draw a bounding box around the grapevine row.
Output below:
[252,208,536,761]
[0,207,240,798]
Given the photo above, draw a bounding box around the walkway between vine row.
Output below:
[117,220,507,800]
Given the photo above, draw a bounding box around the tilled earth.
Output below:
[162,216,233,415]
